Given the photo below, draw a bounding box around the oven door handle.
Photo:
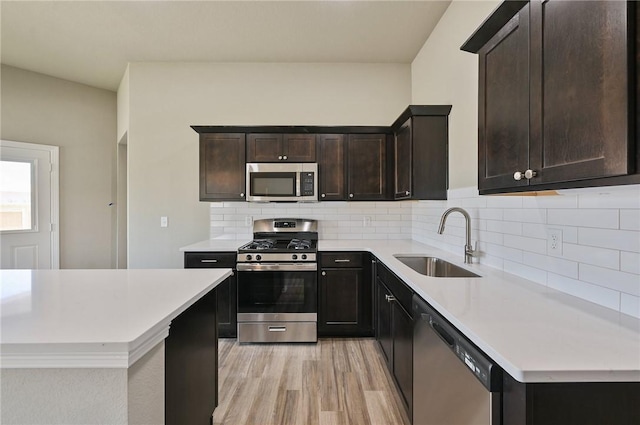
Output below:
[236,263,318,272]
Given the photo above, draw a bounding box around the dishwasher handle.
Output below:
[430,319,455,348]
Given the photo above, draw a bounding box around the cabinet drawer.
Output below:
[320,252,364,268]
[184,252,236,269]
[377,262,413,316]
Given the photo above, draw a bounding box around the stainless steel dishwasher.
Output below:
[413,295,502,425]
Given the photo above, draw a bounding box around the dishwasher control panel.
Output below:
[454,343,493,389]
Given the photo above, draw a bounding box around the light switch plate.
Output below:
[160,216,168,228]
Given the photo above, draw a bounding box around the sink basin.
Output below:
[394,256,480,278]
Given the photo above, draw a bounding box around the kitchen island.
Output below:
[0,268,232,425]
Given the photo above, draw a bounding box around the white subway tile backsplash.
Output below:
[621,252,640,275]
[548,209,619,229]
[620,209,640,231]
[579,264,640,296]
[562,243,620,270]
[524,252,579,279]
[578,228,640,253]
[547,273,621,311]
[210,184,640,317]
[620,294,640,319]
[503,234,547,255]
[522,194,578,209]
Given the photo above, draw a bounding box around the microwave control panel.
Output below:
[301,172,315,196]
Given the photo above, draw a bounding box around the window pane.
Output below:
[0,161,33,231]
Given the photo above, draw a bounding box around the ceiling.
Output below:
[1,0,451,91]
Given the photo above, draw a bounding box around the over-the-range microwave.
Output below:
[246,162,318,202]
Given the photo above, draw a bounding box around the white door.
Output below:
[0,140,59,269]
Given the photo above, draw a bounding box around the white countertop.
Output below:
[319,240,640,383]
[179,239,248,252]
[0,269,232,369]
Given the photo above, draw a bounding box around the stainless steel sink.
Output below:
[394,256,480,278]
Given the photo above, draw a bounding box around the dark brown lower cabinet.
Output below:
[318,252,373,337]
[503,373,640,425]
[375,262,413,417]
[165,288,217,425]
[184,252,237,338]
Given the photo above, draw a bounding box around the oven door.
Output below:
[236,263,317,321]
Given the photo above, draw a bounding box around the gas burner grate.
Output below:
[287,239,312,250]
[246,239,276,250]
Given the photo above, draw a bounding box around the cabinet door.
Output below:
[412,116,449,200]
[184,252,237,338]
[392,302,413,416]
[478,6,530,192]
[347,134,388,200]
[215,276,237,338]
[318,134,347,200]
[394,119,412,200]
[246,134,283,162]
[200,134,246,201]
[318,268,361,336]
[376,278,393,367]
[529,0,631,184]
[283,134,316,162]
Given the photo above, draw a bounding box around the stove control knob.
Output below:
[292,254,298,260]
[301,254,307,260]
[256,255,262,261]
[246,255,252,261]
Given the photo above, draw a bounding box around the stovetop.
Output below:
[238,238,316,253]
[237,218,318,263]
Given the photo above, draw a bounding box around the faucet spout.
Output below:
[438,207,475,264]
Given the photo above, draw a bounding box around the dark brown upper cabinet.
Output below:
[246,133,316,162]
[347,134,390,201]
[463,0,638,194]
[199,133,246,201]
[318,134,347,200]
[392,106,451,200]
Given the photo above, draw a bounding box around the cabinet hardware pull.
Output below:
[321,194,326,198]
[321,271,326,276]
[283,155,288,160]
[514,170,537,181]
[349,194,354,198]
[201,259,218,263]
[405,191,410,196]
[278,155,283,160]
[334,259,350,263]
[268,326,286,332]
[240,192,245,197]
[385,294,396,303]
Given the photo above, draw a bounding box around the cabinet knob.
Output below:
[321,271,326,276]
[349,193,354,198]
[321,193,326,198]
[240,192,245,197]
[405,191,410,196]
[283,155,288,160]
[514,170,537,181]
[278,155,283,160]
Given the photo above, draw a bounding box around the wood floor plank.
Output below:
[214,338,409,425]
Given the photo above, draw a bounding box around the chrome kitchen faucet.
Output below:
[437,207,475,264]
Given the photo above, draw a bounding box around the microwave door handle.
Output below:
[296,172,301,197]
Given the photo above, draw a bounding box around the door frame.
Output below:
[1,139,60,268]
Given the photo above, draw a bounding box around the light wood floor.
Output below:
[213,338,411,425]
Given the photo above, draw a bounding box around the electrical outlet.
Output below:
[547,228,563,256]
[363,216,372,227]
[160,216,168,228]
[245,216,253,227]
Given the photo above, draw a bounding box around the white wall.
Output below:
[126,62,411,268]
[409,1,640,318]
[411,0,500,190]
[1,65,117,269]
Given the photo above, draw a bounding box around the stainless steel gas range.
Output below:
[236,218,318,343]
